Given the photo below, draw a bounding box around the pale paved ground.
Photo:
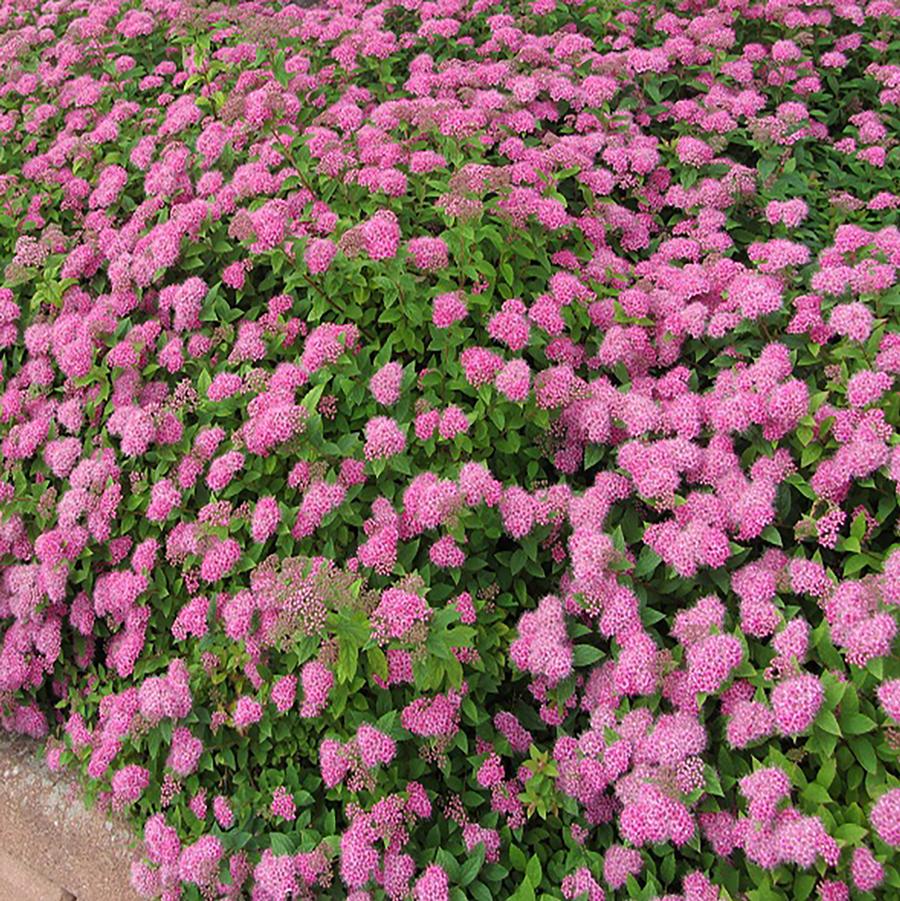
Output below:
[0,732,140,901]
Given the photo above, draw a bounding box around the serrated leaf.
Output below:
[849,737,877,774]
[336,639,358,684]
[572,644,603,666]
[817,710,841,736]
[840,712,875,735]
[793,872,817,901]
[833,823,868,843]
[300,383,326,414]
[458,842,485,886]
[510,880,536,901]
[802,782,832,805]
[435,848,460,883]
[269,833,295,855]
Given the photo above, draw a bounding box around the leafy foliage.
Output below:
[0,1,898,900]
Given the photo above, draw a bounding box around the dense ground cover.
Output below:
[0,0,899,898]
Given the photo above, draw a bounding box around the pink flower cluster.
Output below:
[0,2,897,901]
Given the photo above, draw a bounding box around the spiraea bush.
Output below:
[0,0,899,899]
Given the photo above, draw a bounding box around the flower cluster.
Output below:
[0,1,897,900]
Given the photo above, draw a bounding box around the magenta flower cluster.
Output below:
[0,1,898,900]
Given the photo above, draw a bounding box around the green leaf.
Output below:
[816,757,837,789]
[833,823,868,844]
[510,880,536,901]
[525,854,542,889]
[801,782,832,805]
[793,872,817,901]
[300,383,326,414]
[660,852,676,883]
[269,833,295,855]
[435,849,460,883]
[849,737,877,774]
[482,864,509,883]
[366,647,388,681]
[508,845,527,872]
[336,639,359,684]
[469,882,494,901]
[816,710,841,736]
[705,766,724,797]
[458,843,485,886]
[840,713,875,735]
[634,545,661,577]
[572,644,603,666]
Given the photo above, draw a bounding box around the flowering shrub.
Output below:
[0,0,899,899]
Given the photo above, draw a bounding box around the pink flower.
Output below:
[818,881,849,901]
[846,370,893,408]
[740,767,791,822]
[562,867,605,901]
[356,723,396,768]
[305,238,337,273]
[178,835,222,887]
[603,844,643,889]
[206,450,245,490]
[429,535,465,568]
[213,795,234,829]
[677,136,714,166]
[364,416,406,460]
[765,199,808,228]
[43,437,82,477]
[167,727,202,776]
[300,661,333,718]
[319,738,350,788]
[370,361,403,405]
[438,405,469,439]
[476,753,504,788]
[111,764,150,805]
[415,409,439,440]
[495,359,531,401]
[413,865,449,901]
[730,272,783,319]
[200,538,240,583]
[222,260,249,289]
[870,789,900,846]
[362,210,400,260]
[251,497,281,543]
[147,479,181,522]
[851,846,884,891]
[432,291,467,327]
[488,299,530,351]
[830,302,873,342]
[619,782,695,847]
[233,696,263,729]
[407,236,449,271]
[270,675,297,713]
[510,595,573,686]
[460,347,504,386]
[372,588,431,640]
[878,679,900,722]
[686,634,743,695]
[271,786,296,821]
[771,674,823,735]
